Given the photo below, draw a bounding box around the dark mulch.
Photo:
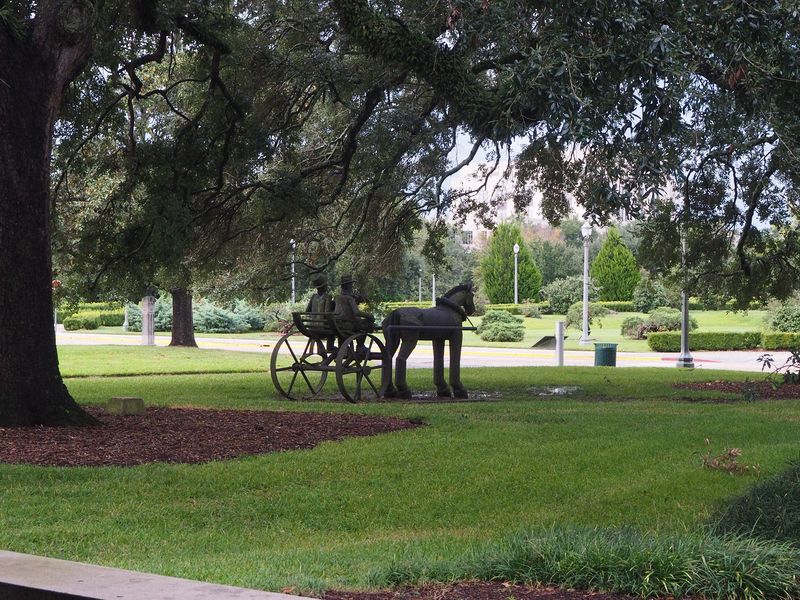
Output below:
[0,406,420,467]
[674,380,800,400]
[323,582,641,600]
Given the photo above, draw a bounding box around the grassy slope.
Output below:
[0,347,796,591]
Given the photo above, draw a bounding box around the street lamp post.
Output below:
[418,271,422,302]
[431,273,436,305]
[677,195,694,368]
[290,239,296,303]
[579,221,592,345]
[513,242,520,304]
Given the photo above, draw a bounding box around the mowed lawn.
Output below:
[0,345,797,593]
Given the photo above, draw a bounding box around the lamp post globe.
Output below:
[513,243,520,304]
[579,221,592,345]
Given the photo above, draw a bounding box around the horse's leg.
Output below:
[382,327,398,397]
[395,337,417,399]
[432,337,451,397]
[449,331,468,399]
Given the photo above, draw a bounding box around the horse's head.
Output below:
[444,282,476,316]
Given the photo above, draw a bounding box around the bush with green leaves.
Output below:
[768,304,800,332]
[541,276,597,315]
[193,303,249,333]
[762,332,800,350]
[710,460,800,546]
[645,307,697,332]
[230,299,265,331]
[632,275,669,312]
[621,316,646,339]
[565,302,610,330]
[589,228,640,301]
[477,310,525,342]
[647,331,762,352]
[62,314,100,330]
[125,297,173,332]
[480,223,543,303]
[594,301,635,312]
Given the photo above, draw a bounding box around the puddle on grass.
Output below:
[527,385,584,397]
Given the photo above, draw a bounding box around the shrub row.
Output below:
[383,301,432,311]
[594,301,635,312]
[762,332,800,350]
[62,309,126,330]
[647,331,763,352]
[485,302,548,316]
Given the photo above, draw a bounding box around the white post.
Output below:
[122,305,129,331]
[555,320,565,366]
[290,239,296,303]
[431,273,436,306]
[418,273,422,302]
[579,221,592,345]
[513,242,520,304]
[677,213,694,368]
[141,296,155,346]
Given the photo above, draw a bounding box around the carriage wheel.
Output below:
[335,333,387,403]
[270,332,329,400]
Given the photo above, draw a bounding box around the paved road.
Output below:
[56,330,788,372]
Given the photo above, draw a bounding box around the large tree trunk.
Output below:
[170,288,198,347]
[0,13,96,426]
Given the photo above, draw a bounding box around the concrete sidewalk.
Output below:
[56,330,787,372]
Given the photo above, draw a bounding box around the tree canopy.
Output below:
[480,222,542,303]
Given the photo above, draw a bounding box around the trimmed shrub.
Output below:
[193,303,248,333]
[769,304,800,333]
[590,228,640,301]
[710,460,800,546]
[63,314,100,330]
[521,304,542,319]
[762,332,800,350]
[477,310,524,342]
[646,307,697,332]
[648,331,762,352]
[542,276,597,315]
[565,302,610,330]
[485,303,547,316]
[632,276,669,312]
[621,316,646,339]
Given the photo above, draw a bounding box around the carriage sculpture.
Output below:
[269,283,477,402]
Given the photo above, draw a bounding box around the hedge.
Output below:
[647,331,762,352]
[762,332,800,350]
[485,302,549,315]
[383,301,432,310]
[63,314,100,331]
[595,301,635,312]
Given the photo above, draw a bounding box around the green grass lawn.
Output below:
[0,346,796,594]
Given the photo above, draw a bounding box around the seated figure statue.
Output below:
[333,274,375,336]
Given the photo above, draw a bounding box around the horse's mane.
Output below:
[443,282,474,298]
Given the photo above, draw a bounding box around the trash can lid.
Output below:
[593,342,618,348]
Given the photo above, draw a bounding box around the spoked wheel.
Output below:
[270,332,329,400]
[335,333,387,403]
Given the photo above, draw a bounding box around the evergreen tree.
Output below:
[481,223,542,303]
[590,228,640,301]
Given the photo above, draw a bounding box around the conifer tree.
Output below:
[590,228,640,301]
[481,223,542,303]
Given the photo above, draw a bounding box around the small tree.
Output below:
[590,228,640,301]
[481,223,542,303]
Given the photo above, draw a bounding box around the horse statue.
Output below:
[381,283,476,399]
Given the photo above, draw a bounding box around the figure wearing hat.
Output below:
[306,273,334,314]
[334,274,374,334]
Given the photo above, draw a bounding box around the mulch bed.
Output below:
[674,380,800,400]
[323,582,640,600]
[0,406,420,467]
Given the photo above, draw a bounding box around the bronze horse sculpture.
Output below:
[382,283,476,399]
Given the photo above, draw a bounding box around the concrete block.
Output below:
[106,397,145,416]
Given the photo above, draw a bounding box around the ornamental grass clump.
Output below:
[477,310,524,342]
[374,527,800,600]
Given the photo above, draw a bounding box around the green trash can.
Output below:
[594,342,618,367]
